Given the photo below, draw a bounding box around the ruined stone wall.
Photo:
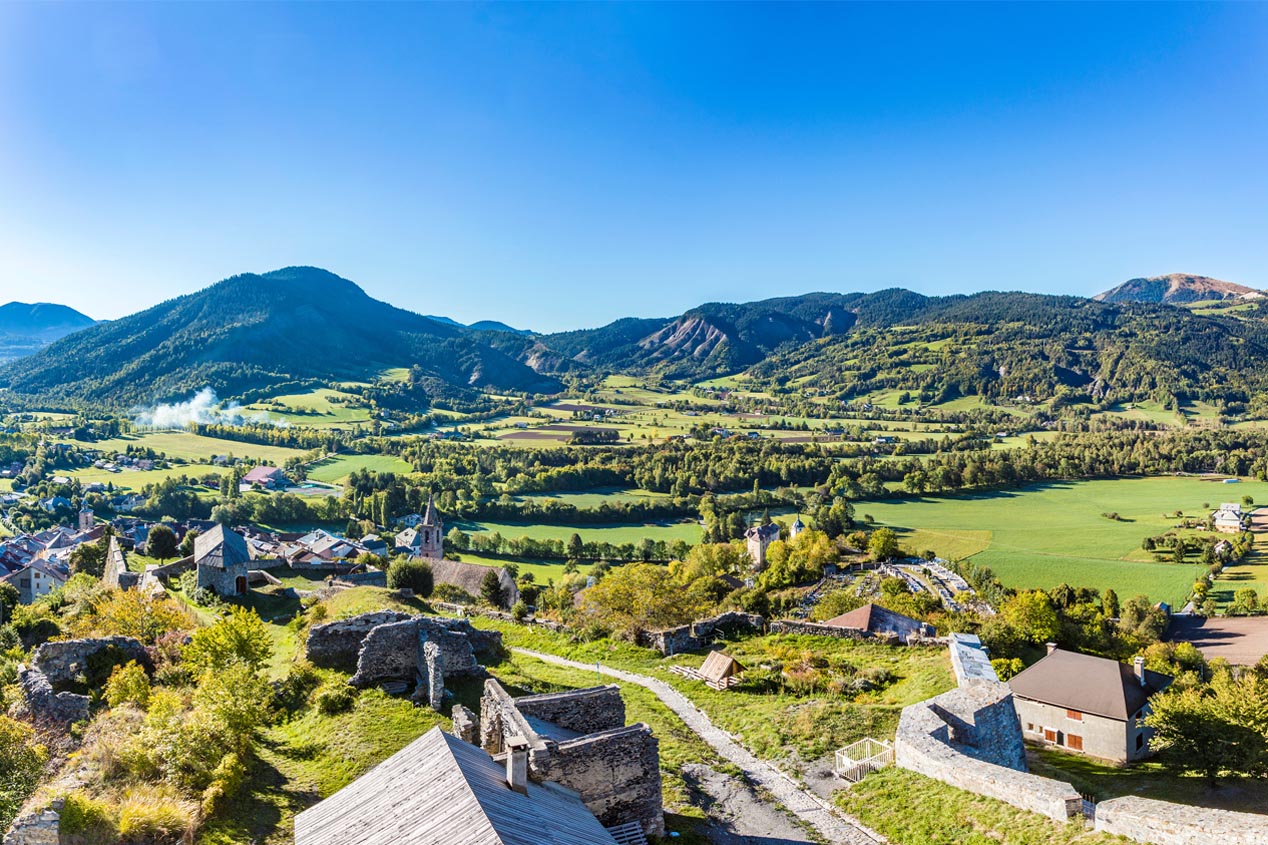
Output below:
[16,665,89,725]
[894,681,1081,822]
[512,685,626,735]
[2,799,62,845]
[306,611,415,670]
[638,611,765,655]
[768,619,895,643]
[346,618,486,688]
[539,725,664,838]
[33,636,150,686]
[305,611,502,676]
[333,570,387,587]
[1094,797,1268,845]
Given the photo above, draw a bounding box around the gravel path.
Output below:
[512,648,887,845]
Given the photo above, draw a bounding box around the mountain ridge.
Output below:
[1094,273,1262,305]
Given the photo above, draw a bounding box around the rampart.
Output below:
[1094,796,1268,845]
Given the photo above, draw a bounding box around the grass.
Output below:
[465,618,955,762]
[838,767,1121,845]
[857,477,1268,605]
[510,487,673,507]
[313,585,431,619]
[68,465,225,490]
[87,430,307,465]
[246,388,374,427]
[1027,747,1268,814]
[305,453,413,484]
[199,687,448,845]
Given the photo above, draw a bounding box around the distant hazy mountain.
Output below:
[0,267,560,406]
[1095,274,1263,305]
[426,315,532,334]
[0,301,96,363]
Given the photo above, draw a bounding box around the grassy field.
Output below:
[68,465,225,490]
[838,768,1121,845]
[858,477,1268,605]
[511,487,673,507]
[88,430,307,464]
[447,551,577,584]
[305,453,414,484]
[454,517,702,546]
[245,388,374,427]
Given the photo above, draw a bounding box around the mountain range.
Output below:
[0,301,96,364]
[3,268,1267,410]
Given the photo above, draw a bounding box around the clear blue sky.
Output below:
[1,2,1265,331]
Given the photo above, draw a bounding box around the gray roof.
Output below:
[194,524,251,570]
[431,559,518,604]
[294,727,617,845]
[1008,649,1172,721]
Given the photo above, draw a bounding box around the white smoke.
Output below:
[133,387,289,429]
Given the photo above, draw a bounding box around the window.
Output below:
[1044,729,1057,743]
[1068,734,1084,751]
[1066,709,1083,722]
[1136,733,1144,751]
[1026,723,1035,733]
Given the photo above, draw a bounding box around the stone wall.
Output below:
[16,664,89,725]
[306,611,414,670]
[452,703,478,745]
[333,570,387,587]
[638,611,765,655]
[512,686,626,736]
[346,617,488,688]
[769,619,896,643]
[2,799,62,845]
[1094,797,1268,845]
[539,725,664,838]
[33,636,150,687]
[894,680,1082,822]
[305,611,502,674]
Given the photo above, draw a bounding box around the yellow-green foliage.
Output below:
[757,529,838,590]
[312,681,355,715]
[115,785,195,843]
[577,562,719,635]
[70,590,193,644]
[104,661,151,710]
[183,607,273,673]
[57,792,116,843]
[200,752,246,817]
[0,716,47,831]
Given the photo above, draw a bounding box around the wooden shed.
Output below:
[698,651,744,690]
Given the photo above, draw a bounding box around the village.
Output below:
[2,451,1266,845]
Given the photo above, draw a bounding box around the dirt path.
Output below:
[511,648,886,845]
[683,763,817,845]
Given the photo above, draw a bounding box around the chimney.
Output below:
[1045,642,1057,656]
[506,736,528,795]
[1134,656,1146,687]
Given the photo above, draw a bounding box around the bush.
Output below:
[200,751,246,817]
[0,716,47,832]
[510,601,530,622]
[104,661,151,710]
[273,659,321,712]
[386,558,434,597]
[115,785,193,843]
[182,607,273,673]
[313,681,355,715]
[58,791,117,843]
[433,583,476,605]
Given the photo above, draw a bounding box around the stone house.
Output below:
[195,524,251,597]
[744,521,780,568]
[430,559,519,607]
[1,559,68,604]
[1008,646,1172,764]
[820,603,934,642]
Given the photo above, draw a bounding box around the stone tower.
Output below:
[78,505,94,532]
[418,493,444,560]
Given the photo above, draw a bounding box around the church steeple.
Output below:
[423,493,441,528]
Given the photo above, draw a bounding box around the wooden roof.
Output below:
[294,727,618,845]
[699,651,743,684]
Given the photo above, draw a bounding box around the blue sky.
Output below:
[1,2,1265,331]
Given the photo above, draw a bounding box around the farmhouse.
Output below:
[1213,502,1245,533]
[294,726,619,845]
[431,559,519,608]
[241,465,290,490]
[821,603,934,642]
[195,524,252,597]
[0,559,68,604]
[1008,646,1172,764]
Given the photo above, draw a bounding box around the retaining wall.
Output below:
[768,619,897,643]
[638,611,765,655]
[1094,797,1268,845]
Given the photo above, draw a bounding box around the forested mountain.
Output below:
[1095,273,1262,304]
[0,267,560,407]
[0,301,96,363]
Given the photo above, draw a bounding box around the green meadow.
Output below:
[306,453,414,484]
[87,430,307,465]
[858,476,1268,606]
[454,517,701,547]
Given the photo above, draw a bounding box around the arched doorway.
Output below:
[235,575,247,595]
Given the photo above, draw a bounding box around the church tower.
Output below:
[419,493,444,560]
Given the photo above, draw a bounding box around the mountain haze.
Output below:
[0,301,97,363]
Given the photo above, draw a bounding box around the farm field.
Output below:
[68,465,224,490]
[857,476,1268,606]
[511,487,673,507]
[445,551,573,584]
[246,387,374,427]
[306,453,414,484]
[86,430,307,465]
[453,517,702,546]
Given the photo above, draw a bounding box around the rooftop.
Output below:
[1008,648,1171,721]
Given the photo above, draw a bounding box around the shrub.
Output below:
[58,791,117,843]
[386,558,434,597]
[273,659,321,712]
[200,751,246,817]
[433,583,476,604]
[313,681,356,715]
[0,716,47,832]
[104,661,151,710]
[183,607,273,673]
[510,601,530,622]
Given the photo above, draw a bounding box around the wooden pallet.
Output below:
[606,822,648,845]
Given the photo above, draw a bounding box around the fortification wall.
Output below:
[512,685,626,735]
[768,619,893,642]
[894,680,1081,822]
[33,636,150,686]
[306,611,501,676]
[638,611,765,655]
[306,611,414,670]
[1094,797,1268,845]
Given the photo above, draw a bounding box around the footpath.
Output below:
[511,647,887,845]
